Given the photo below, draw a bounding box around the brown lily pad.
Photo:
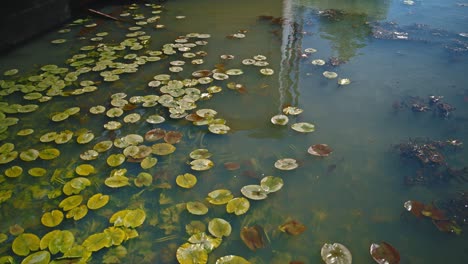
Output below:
[164,131,183,144]
[308,144,332,157]
[279,219,306,235]
[370,242,400,264]
[240,225,265,251]
[144,128,166,142]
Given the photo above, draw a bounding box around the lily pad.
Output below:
[283,106,303,115]
[312,59,326,66]
[17,129,34,136]
[189,149,212,159]
[90,105,106,114]
[105,174,130,188]
[77,132,95,144]
[39,132,57,143]
[176,243,208,264]
[123,113,141,123]
[51,112,69,122]
[226,197,250,215]
[59,195,83,211]
[134,172,153,187]
[207,189,233,205]
[188,232,222,252]
[66,204,88,220]
[39,148,60,160]
[141,156,158,169]
[146,114,165,124]
[82,233,111,252]
[260,176,283,193]
[279,219,306,235]
[151,143,176,155]
[87,193,110,210]
[321,243,352,264]
[338,78,351,85]
[215,255,250,264]
[75,164,95,176]
[208,124,230,134]
[274,158,298,170]
[323,71,338,79]
[240,226,265,251]
[271,114,289,125]
[54,130,73,144]
[308,144,332,157]
[370,242,400,264]
[291,122,315,133]
[208,218,232,238]
[164,131,183,144]
[40,230,74,255]
[241,185,268,200]
[94,140,113,152]
[190,159,214,171]
[28,167,47,177]
[186,201,209,215]
[5,166,23,178]
[107,154,125,167]
[103,121,122,130]
[145,128,166,141]
[40,210,64,227]
[176,173,197,188]
[123,209,146,228]
[21,251,50,264]
[12,233,40,256]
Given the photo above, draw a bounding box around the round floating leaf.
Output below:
[304,48,317,53]
[75,164,95,176]
[40,210,64,227]
[370,242,400,264]
[77,132,94,144]
[279,219,306,235]
[66,204,88,220]
[54,130,73,144]
[40,230,74,255]
[186,221,206,236]
[80,149,99,161]
[141,156,158,169]
[282,106,303,115]
[83,233,111,252]
[191,159,214,171]
[0,151,18,164]
[4,69,19,76]
[260,68,274,75]
[312,59,325,66]
[291,122,315,133]
[308,144,332,157]
[103,121,122,130]
[134,172,153,187]
[187,201,209,215]
[215,255,250,264]
[208,124,230,134]
[164,131,183,144]
[189,149,212,159]
[59,195,83,211]
[87,193,110,210]
[323,71,338,79]
[241,185,268,200]
[39,132,57,143]
[67,177,91,194]
[188,232,221,252]
[338,78,351,85]
[226,197,250,215]
[107,154,125,167]
[146,114,165,124]
[17,129,34,136]
[104,227,125,246]
[51,112,69,122]
[123,209,146,228]
[145,128,166,142]
[90,105,106,114]
[151,143,176,155]
[274,158,298,170]
[11,233,41,256]
[64,107,80,115]
[208,218,232,238]
[5,165,23,178]
[207,189,233,205]
[21,251,50,264]
[176,173,197,188]
[321,243,352,264]
[271,114,289,125]
[106,108,123,118]
[39,148,60,160]
[105,175,130,188]
[28,167,47,177]
[176,243,208,264]
[260,176,283,193]
[123,113,141,123]
[18,149,38,162]
[94,140,113,152]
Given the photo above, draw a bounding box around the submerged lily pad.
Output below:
[87,193,110,210]
[226,197,250,215]
[308,144,332,157]
[208,218,232,238]
[274,158,298,170]
[164,131,183,144]
[176,173,197,188]
[41,210,64,227]
[279,219,306,235]
[241,185,268,200]
[207,189,233,205]
[370,242,400,264]
[271,114,289,125]
[186,201,209,215]
[240,226,265,251]
[260,176,283,193]
[190,159,214,171]
[291,122,315,133]
[321,243,352,264]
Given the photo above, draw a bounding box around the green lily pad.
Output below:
[134,172,153,187]
[215,255,250,264]
[186,201,209,215]
[38,148,60,160]
[291,122,315,133]
[207,189,233,205]
[21,251,50,264]
[141,156,158,169]
[208,218,232,238]
[151,143,176,155]
[40,230,74,254]
[66,204,88,220]
[90,105,106,114]
[106,107,124,118]
[80,149,99,161]
[63,177,91,195]
[40,210,64,227]
[190,159,214,171]
[176,173,197,188]
[241,185,268,200]
[260,176,283,193]
[12,233,40,256]
[176,243,208,264]
[17,128,34,136]
[107,154,125,167]
[87,193,110,210]
[105,174,130,188]
[64,107,80,115]
[18,104,39,113]
[75,164,95,176]
[0,151,18,164]
[323,71,338,79]
[51,112,69,122]
[0,190,12,204]
[208,124,230,134]
[274,158,298,170]
[271,114,289,125]
[39,132,57,143]
[82,233,111,252]
[260,68,274,75]
[77,132,95,144]
[189,149,212,159]
[94,140,113,152]
[55,130,73,144]
[123,113,141,123]
[146,114,165,124]
[4,69,19,76]
[103,121,122,130]
[103,227,125,246]
[59,195,83,211]
[312,59,326,66]
[28,167,47,177]
[5,165,23,178]
[188,232,221,252]
[226,197,250,215]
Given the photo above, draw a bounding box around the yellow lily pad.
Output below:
[107,154,125,167]
[21,251,50,264]
[12,233,40,256]
[87,193,110,210]
[19,149,39,161]
[176,173,197,188]
[39,132,57,143]
[77,131,94,144]
[215,255,250,264]
[63,177,91,195]
[208,218,232,238]
[186,201,209,215]
[190,159,214,171]
[41,210,64,227]
[226,197,250,215]
[105,174,130,188]
[0,151,18,164]
[17,128,34,136]
[51,112,69,122]
[40,230,74,254]
[93,140,113,152]
[123,209,146,228]
[82,232,111,252]
[176,243,208,264]
[54,130,73,144]
[5,166,23,178]
[109,210,131,226]
[66,204,88,220]
[206,189,233,205]
[59,195,83,211]
[28,167,47,177]
[140,156,157,169]
[151,143,176,155]
[75,164,96,176]
[38,148,60,160]
[103,227,125,246]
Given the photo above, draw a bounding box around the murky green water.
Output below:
[1,0,467,263]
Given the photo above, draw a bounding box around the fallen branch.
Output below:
[88,8,121,21]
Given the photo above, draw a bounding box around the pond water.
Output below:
[0,0,467,263]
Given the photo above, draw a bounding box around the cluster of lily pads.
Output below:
[271,105,315,133]
[304,47,351,85]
